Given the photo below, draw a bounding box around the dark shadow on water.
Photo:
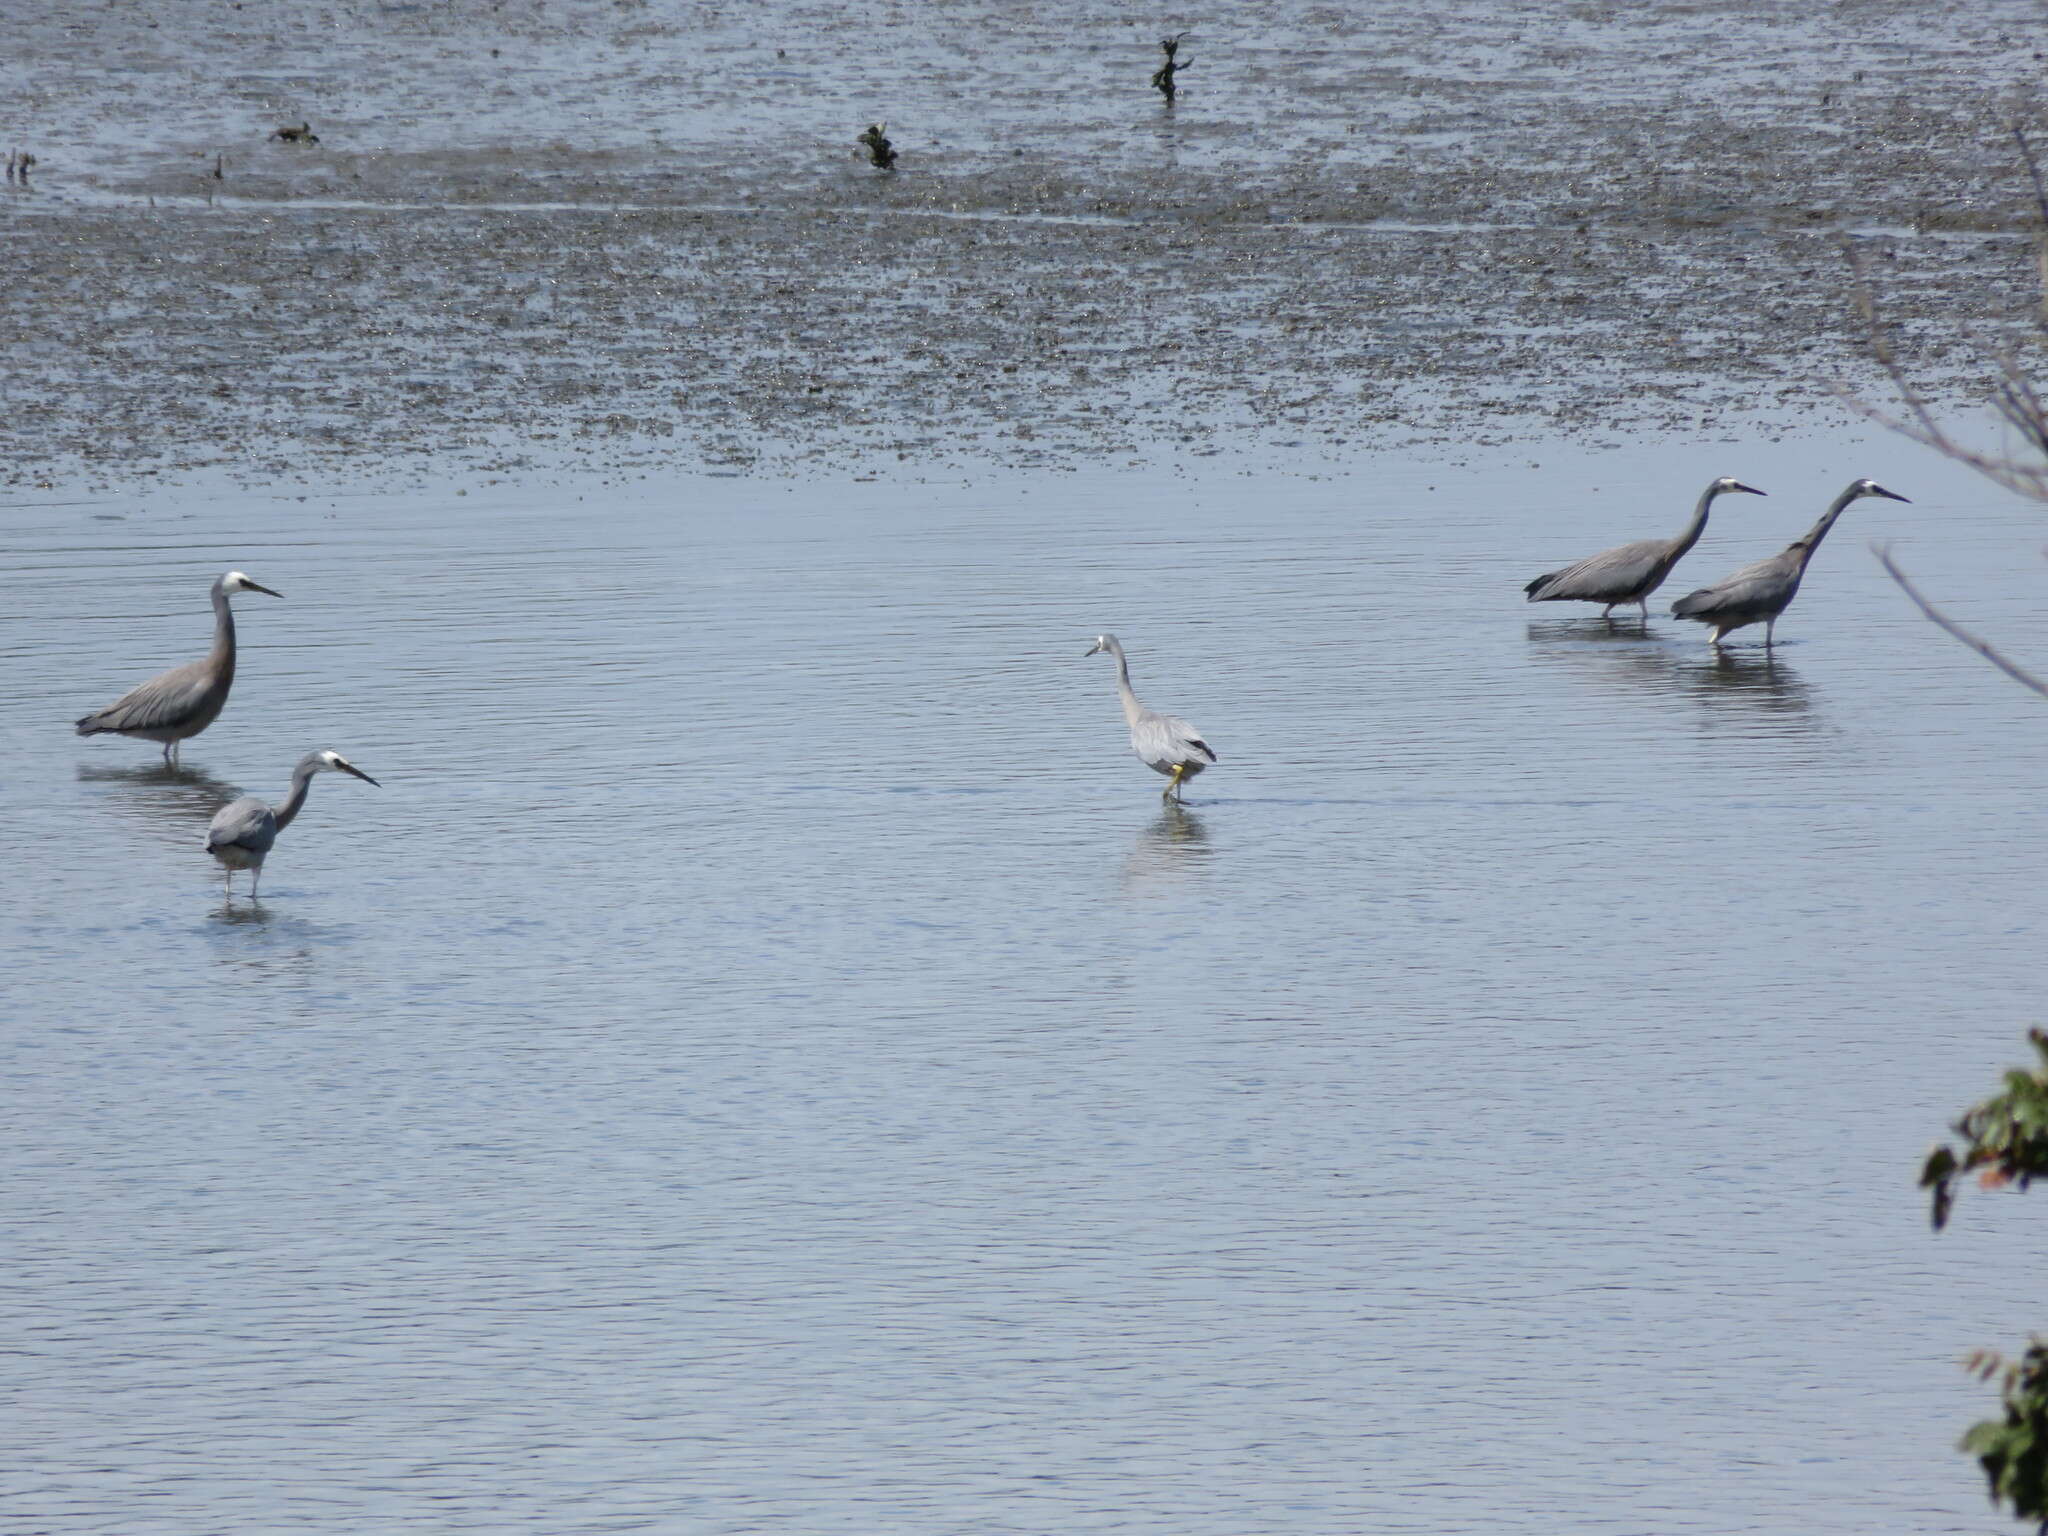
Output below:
[210,898,274,927]
[1121,804,1211,894]
[1684,649,1814,715]
[78,759,241,829]
[203,901,329,984]
[1526,620,1820,722]
[1523,616,1656,644]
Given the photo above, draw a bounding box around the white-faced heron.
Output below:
[75,570,282,763]
[205,750,379,898]
[1671,478,1911,647]
[1084,634,1218,801]
[1525,476,1766,618]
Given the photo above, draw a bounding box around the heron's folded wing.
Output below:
[206,797,277,854]
[79,659,213,732]
[1530,539,1667,600]
[1671,557,1787,617]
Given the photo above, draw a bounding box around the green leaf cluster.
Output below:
[1920,1029,2048,1232]
[1923,1030,2048,1529]
[1958,1340,2048,1530]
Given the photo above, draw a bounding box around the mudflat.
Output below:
[2,0,2043,487]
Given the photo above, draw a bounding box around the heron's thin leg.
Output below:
[1600,604,1614,621]
[1163,764,1186,802]
[1764,619,1776,648]
[1638,599,1650,620]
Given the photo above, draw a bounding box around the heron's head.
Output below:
[1852,478,1912,504]
[1084,634,1118,658]
[1714,477,1767,497]
[317,750,381,787]
[223,570,284,598]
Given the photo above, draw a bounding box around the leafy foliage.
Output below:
[1922,1031,2048,1528]
[1958,1340,2048,1530]
[1920,1029,2048,1231]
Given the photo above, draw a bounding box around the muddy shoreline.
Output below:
[4,0,2046,489]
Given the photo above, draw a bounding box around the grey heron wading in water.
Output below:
[1084,634,1217,801]
[205,750,379,898]
[1671,478,1911,648]
[1524,476,1766,618]
[75,570,282,764]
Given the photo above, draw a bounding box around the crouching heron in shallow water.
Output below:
[1671,478,1911,648]
[1524,476,1766,618]
[75,570,282,764]
[1084,634,1217,801]
[206,750,379,898]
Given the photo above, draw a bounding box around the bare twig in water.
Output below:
[1873,542,2048,699]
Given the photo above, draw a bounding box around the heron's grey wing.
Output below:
[206,796,278,855]
[1671,554,1796,619]
[1135,710,1217,765]
[76,658,214,734]
[1526,538,1670,602]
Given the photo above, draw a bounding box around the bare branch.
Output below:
[1873,542,2048,699]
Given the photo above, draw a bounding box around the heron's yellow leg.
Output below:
[1163,763,1187,801]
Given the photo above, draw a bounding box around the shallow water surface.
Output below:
[5,432,2048,1532]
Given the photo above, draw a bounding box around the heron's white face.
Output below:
[317,751,382,786]
[223,570,284,597]
[1854,479,1913,504]
[1084,636,1109,657]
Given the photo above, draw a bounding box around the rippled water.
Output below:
[6,430,2048,1532]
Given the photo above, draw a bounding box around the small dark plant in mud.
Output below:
[1151,33,1191,105]
[270,121,320,144]
[857,122,897,172]
[5,149,36,184]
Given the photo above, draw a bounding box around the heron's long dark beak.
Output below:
[1083,644,1104,657]
[340,762,380,786]
[1871,485,1912,503]
[246,580,284,597]
[1733,482,1767,496]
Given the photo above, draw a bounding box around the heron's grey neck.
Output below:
[1788,486,1862,569]
[272,758,321,832]
[1106,642,1145,723]
[208,577,237,668]
[1670,482,1723,558]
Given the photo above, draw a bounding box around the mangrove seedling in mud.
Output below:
[1920,1030,2048,1527]
[857,122,897,171]
[1151,33,1191,105]
[270,121,319,144]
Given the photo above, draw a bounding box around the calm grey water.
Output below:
[6,430,2048,1533]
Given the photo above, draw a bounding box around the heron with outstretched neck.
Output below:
[205,750,379,899]
[1671,478,1911,647]
[1084,634,1217,801]
[75,570,282,763]
[1525,476,1766,618]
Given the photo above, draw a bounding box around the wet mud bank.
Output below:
[3,0,2046,488]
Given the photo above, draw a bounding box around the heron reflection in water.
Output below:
[1121,804,1212,894]
[1688,649,1815,716]
[77,759,248,843]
